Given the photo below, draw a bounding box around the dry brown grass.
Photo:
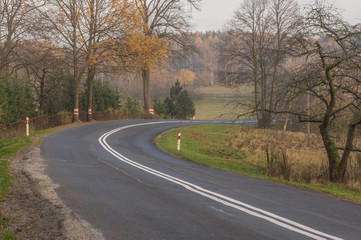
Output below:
[346,154,361,190]
[229,127,361,190]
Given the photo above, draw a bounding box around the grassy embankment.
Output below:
[155,124,361,204]
[0,129,55,240]
[193,85,253,120]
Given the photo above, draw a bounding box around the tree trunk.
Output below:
[267,48,281,129]
[282,112,289,138]
[317,41,342,181]
[259,56,270,128]
[255,80,262,128]
[224,64,228,86]
[142,67,152,111]
[338,124,357,181]
[87,66,95,122]
[73,76,79,122]
[319,123,341,181]
[39,71,46,113]
[260,70,267,128]
[251,33,261,128]
[73,58,80,122]
[72,0,79,122]
[319,123,356,182]
[307,93,311,145]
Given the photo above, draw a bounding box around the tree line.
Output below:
[0,0,199,123]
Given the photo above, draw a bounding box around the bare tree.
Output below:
[134,0,200,111]
[292,1,361,182]
[223,0,301,128]
[0,0,33,77]
[20,41,65,113]
[34,0,87,121]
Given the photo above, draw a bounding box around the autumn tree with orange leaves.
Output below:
[133,0,201,111]
[33,0,147,121]
[112,29,168,72]
[79,0,139,121]
[32,0,199,119]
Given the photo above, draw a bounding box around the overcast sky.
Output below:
[191,0,361,32]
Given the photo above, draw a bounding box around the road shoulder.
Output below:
[0,123,104,240]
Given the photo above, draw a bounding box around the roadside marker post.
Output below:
[177,133,181,151]
[26,117,29,136]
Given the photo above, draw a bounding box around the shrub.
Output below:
[154,99,167,115]
[265,146,292,181]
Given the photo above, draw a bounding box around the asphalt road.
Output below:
[41,120,361,240]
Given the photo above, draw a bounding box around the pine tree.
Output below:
[161,80,195,119]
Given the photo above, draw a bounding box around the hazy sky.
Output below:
[191,0,361,31]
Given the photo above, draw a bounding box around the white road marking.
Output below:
[98,121,343,240]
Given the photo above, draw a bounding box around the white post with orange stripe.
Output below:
[26,117,29,136]
[177,133,181,151]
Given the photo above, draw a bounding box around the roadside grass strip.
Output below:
[0,128,55,240]
[98,121,342,240]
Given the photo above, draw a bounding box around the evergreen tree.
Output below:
[157,80,195,119]
[81,80,121,112]
[0,79,37,124]
[43,70,74,115]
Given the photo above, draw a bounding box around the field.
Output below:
[155,124,361,204]
[193,85,253,120]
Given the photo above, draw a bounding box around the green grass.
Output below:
[155,124,361,204]
[193,85,253,120]
[0,160,11,201]
[0,136,32,159]
[0,160,13,238]
[194,98,242,120]
[1,230,18,240]
[155,124,265,177]
[0,129,55,159]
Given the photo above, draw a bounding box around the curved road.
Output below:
[41,120,361,240]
